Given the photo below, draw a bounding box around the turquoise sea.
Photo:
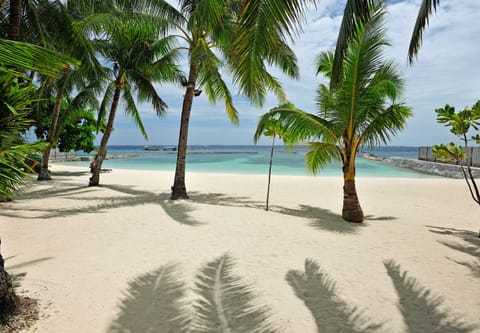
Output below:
[65,145,435,178]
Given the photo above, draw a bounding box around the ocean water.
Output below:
[67,145,434,178]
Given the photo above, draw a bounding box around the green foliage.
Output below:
[435,102,480,143]
[32,96,98,154]
[0,69,45,201]
[57,110,97,153]
[432,143,466,165]
[0,39,79,77]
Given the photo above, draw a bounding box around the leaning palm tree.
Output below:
[85,18,180,186]
[169,0,309,199]
[256,1,412,222]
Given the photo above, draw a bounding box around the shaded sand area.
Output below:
[1,165,479,332]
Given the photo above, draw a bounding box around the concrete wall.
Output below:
[418,146,480,167]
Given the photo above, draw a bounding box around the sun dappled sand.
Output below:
[0,165,479,332]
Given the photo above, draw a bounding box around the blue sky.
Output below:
[103,0,480,147]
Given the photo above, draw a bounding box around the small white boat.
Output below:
[143,145,159,151]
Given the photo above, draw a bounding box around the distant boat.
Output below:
[162,146,177,151]
[143,145,159,151]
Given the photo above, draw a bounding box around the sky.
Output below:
[102,0,480,147]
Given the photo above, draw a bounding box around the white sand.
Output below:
[1,164,479,332]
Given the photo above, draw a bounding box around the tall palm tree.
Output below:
[256,2,412,223]
[86,18,180,186]
[170,0,309,199]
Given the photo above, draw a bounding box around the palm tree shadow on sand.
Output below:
[427,226,480,278]
[0,183,201,226]
[384,259,477,333]
[286,259,383,333]
[189,192,381,234]
[108,253,278,333]
[5,256,53,289]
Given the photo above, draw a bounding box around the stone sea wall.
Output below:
[383,157,480,179]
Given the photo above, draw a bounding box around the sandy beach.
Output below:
[1,164,479,332]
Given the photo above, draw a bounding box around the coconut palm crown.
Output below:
[169,0,309,199]
[85,17,181,186]
[256,2,412,222]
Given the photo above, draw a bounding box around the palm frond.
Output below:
[228,0,311,105]
[196,40,239,124]
[128,71,168,117]
[360,104,412,147]
[305,142,340,174]
[116,0,185,25]
[107,263,191,333]
[122,81,148,139]
[255,107,339,146]
[331,0,377,88]
[408,0,441,63]
[98,81,116,131]
[0,142,45,200]
[0,39,79,77]
[192,253,277,333]
[315,50,334,76]
[0,69,45,200]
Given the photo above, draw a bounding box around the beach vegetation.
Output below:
[432,143,466,165]
[435,102,480,156]
[433,101,480,208]
[0,69,39,325]
[0,68,45,202]
[256,1,412,223]
[34,98,98,155]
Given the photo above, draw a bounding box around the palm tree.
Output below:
[35,1,103,180]
[254,103,292,211]
[256,2,412,223]
[170,0,308,199]
[85,18,180,186]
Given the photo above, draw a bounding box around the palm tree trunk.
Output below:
[265,137,275,211]
[7,0,22,41]
[171,60,199,200]
[342,158,363,222]
[89,83,122,186]
[38,84,65,181]
[0,239,18,323]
